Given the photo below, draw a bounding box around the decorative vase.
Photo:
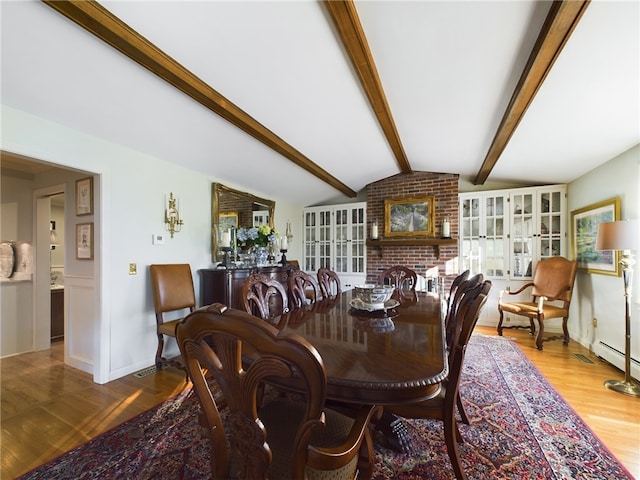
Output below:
[254,246,268,266]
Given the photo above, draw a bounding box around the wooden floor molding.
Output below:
[2,327,639,479]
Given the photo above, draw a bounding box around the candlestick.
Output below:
[442,216,451,239]
[221,230,231,248]
[280,236,288,250]
[280,249,288,266]
[371,221,379,240]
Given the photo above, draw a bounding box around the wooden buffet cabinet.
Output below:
[199,265,297,310]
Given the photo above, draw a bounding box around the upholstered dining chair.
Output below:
[379,266,418,300]
[288,269,321,308]
[149,263,195,373]
[241,271,289,326]
[498,256,577,350]
[317,267,342,298]
[176,303,381,480]
[387,280,491,480]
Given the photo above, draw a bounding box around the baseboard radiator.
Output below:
[597,341,640,380]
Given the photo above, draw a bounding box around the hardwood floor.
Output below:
[2,329,639,479]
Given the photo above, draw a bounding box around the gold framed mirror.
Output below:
[211,183,275,261]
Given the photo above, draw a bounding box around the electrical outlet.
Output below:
[129,263,137,275]
[592,317,597,327]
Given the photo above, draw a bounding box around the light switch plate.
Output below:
[129,263,137,275]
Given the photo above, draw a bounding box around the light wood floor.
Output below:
[2,328,639,479]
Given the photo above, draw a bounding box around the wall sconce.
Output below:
[286,221,293,242]
[164,192,184,239]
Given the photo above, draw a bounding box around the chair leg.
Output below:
[155,333,165,369]
[457,393,470,425]
[356,428,376,480]
[497,310,505,336]
[535,319,544,350]
[528,318,535,336]
[562,316,570,345]
[444,408,467,480]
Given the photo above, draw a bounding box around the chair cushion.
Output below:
[499,301,567,319]
[158,318,182,337]
[260,399,359,480]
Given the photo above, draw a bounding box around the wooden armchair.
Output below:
[149,264,195,373]
[288,269,321,308]
[176,304,380,480]
[241,271,289,326]
[498,256,577,350]
[317,267,341,298]
[387,280,491,480]
[379,266,418,300]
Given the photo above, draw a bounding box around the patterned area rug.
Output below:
[18,335,633,480]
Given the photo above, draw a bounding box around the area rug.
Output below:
[18,335,633,480]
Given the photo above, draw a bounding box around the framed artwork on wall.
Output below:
[384,196,435,237]
[76,222,94,260]
[75,177,93,216]
[571,197,621,276]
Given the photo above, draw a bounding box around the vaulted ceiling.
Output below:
[2,1,638,205]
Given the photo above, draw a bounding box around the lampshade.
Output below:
[596,219,639,251]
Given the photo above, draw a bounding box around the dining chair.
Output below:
[317,267,341,298]
[446,270,470,315]
[176,303,381,480]
[387,280,491,480]
[241,271,289,326]
[498,256,577,350]
[288,269,321,308]
[444,272,484,426]
[379,266,418,300]
[149,263,195,373]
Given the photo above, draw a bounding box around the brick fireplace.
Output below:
[366,172,460,288]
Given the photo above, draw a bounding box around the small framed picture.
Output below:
[76,176,93,216]
[76,223,94,260]
[384,196,435,237]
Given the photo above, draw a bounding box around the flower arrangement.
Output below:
[236,225,279,248]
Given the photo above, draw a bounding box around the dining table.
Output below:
[272,288,449,452]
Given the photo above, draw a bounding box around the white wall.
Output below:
[567,144,639,378]
[1,105,301,382]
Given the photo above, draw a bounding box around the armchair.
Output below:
[498,256,577,350]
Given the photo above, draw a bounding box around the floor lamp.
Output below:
[596,219,640,397]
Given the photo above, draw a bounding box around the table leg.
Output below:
[373,409,415,455]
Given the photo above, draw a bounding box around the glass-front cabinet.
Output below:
[460,192,508,279]
[303,202,366,289]
[459,185,566,280]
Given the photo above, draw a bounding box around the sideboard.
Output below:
[199,265,297,310]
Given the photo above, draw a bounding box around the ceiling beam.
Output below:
[325,0,412,174]
[474,0,590,185]
[42,0,357,198]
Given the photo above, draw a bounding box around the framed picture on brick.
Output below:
[384,196,435,238]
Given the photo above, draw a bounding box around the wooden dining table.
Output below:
[275,289,449,406]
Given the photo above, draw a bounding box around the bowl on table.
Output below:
[353,284,395,310]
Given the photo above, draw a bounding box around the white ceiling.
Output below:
[1,1,638,205]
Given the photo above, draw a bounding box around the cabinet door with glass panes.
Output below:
[509,185,566,280]
[333,204,366,278]
[459,192,509,279]
[537,187,565,261]
[303,207,333,272]
[303,203,366,286]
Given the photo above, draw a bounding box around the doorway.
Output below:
[50,193,65,342]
